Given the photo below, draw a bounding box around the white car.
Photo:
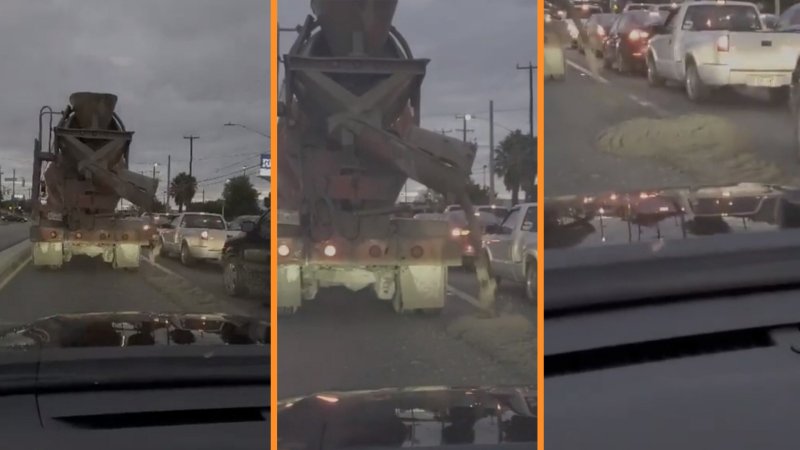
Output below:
[482,203,538,302]
[157,212,230,265]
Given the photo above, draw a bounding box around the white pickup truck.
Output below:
[645,1,800,102]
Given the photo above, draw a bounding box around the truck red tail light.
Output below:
[716,35,729,52]
[369,245,382,258]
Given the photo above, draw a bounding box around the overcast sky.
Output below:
[0,0,269,205]
[278,0,536,201]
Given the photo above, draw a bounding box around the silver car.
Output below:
[157,212,229,265]
[482,203,538,302]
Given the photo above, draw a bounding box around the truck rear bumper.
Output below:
[698,65,792,88]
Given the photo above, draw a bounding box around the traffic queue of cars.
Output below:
[562,0,800,104]
[412,203,538,303]
[142,211,270,299]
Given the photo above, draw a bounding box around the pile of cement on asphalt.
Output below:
[596,114,783,185]
[446,313,536,379]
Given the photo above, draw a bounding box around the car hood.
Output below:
[0,312,268,349]
[278,385,535,448]
[544,182,800,251]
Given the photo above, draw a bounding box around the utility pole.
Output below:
[166,155,171,210]
[483,165,488,188]
[516,62,536,142]
[183,135,199,176]
[489,100,495,201]
[202,189,205,203]
[11,169,15,202]
[455,114,474,142]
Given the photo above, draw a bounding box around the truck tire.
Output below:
[180,242,195,266]
[223,257,249,297]
[525,259,537,303]
[795,109,800,162]
[646,54,665,87]
[685,62,708,103]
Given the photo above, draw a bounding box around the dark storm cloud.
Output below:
[0,0,269,200]
[278,0,536,199]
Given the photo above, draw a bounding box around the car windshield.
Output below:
[228,215,260,230]
[183,215,226,230]
[686,5,761,31]
[276,0,538,426]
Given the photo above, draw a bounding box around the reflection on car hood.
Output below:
[278,385,536,448]
[545,183,800,250]
[0,312,268,349]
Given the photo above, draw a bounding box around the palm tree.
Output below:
[494,130,535,205]
[169,172,197,212]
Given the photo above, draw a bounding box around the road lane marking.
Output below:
[447,284,483,309]
[140,254,183,279]
[0,255,31,292]
[566,60,609,84]
[628,93,670,117]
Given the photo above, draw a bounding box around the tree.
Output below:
[466,181,491,205]
[520,136,537,202]
[170,172,197,213]
[223,175,259,219]
[494,130,535,205]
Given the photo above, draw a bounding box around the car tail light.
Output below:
[201,230,209,240]
[597,25,605,36]
[143,224,150,231]
[323,244,336,257]
[629,29,649,40]
[278,244,290,256]
[49,231,58,239]
[451,228,462,237]
[716,35,729,52]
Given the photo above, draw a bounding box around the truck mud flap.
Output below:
[396,265,446,311]
[278,264,302,313]
[32,242,64,268]
[113,243,141,269]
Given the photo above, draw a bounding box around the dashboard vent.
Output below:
[55,407,268,429]
[545,327,774,378]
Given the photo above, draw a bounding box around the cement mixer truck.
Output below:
[276,0,497,316]
[30,92,158,269]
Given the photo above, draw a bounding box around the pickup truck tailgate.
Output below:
[722,32,798,72]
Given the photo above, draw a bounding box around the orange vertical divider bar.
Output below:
[269,0,278,447]
[536,0,545,447]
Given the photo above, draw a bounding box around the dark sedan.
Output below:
[603,10,666,74]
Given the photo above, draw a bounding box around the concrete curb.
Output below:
[0,240,31,283]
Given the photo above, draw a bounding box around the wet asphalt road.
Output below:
[545,48,797,197]
[277,266,536,399]
[0,225,267,326]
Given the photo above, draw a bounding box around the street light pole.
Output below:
[224,122,269,138]
[455,114,474,142]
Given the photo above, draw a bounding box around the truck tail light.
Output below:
[49,231,57,239]
[200,230,209,240]
[369,245,382,258]
[716,35,729,52]
[278,244,290,256]
[629,29,649,41]
[323,244,336,257]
